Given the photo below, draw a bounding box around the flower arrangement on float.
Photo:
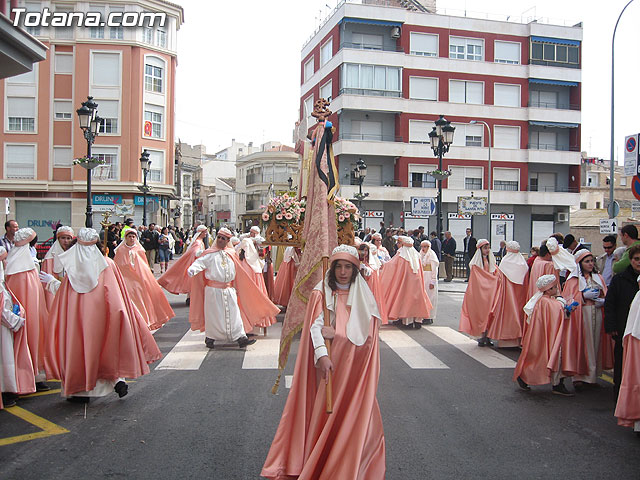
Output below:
[261,194,306,245]
[334,196,359,245]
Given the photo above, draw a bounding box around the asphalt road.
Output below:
[1,283,638,480]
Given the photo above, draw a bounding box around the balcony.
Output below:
[527,143,580,152]
[339,42,403,53]
[528,100,579,110]
[338,132,402,142]
[338,88,402,98]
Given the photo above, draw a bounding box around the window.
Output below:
[409,168,436,188]
[182,174,192,198]
[529,172,556,192]
[53,147,72,167]
[530,90,558,109]
[449,166,483,190]
[157,28,167,47]
[493,168,519,191]
[351,121,383,141]
[145,63,163,93]
[53,100,72,120]
[352,33,383,50]
[54,53,73,74]
[494,84,520,107]
[494,41,520,64]
[494,126,520,149]
[144,105,164,138]
[580,202,587,209]
[531,40,580,66]
[449,80,483,104]
[110,26,124,39]
[529,131,557,150]
[25,2,41,36]
[320,80,332,101]
[7,97,36,132]
[341,63,401,97]
[408,120,431,143]
[5,145,36,179]
[92,52,121,87]
[148,150,164,183]
[409,77,437,101]
[449,37,483,61]
[97,100,119,134]
[89,5,105,39]
[586,172,598,187]
[304,57,314,82]
[303,95,314,123]
[451,123,483,147]
[621,177,627,186]
[55,6,73,39]
[143,27,154,44]
[410,32,438,57]
[320,38,332,66]
[92,147,119,180]
[7,68,36,84]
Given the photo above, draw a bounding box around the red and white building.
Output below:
[0,0,183,240]
[299,0,582,249]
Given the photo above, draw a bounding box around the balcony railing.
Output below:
[527,143,581,152]
[528,100,580,110]
[527,184,579,193]
[215,204,231,211]
[338,132,402,142]
[338,88,402,98]
[339,42,403,53]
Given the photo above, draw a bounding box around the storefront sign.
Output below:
[458,196,487,215]
[93,194,122,205]
[490,213,515,220]
[363,210,384,218]
[134,195,159,205]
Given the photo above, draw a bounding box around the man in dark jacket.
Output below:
[140,222,159,269]
[429,231,441,261]
[604,243,640,400]
[442,231,456,282]
[463,228,477,281]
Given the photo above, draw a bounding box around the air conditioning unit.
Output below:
[391,26,401,39]
[557,212,568,223]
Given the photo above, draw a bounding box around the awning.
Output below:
[530,36,580,46]
[529,121,579,129]
[529,78,578,87]
[339,17,402,27]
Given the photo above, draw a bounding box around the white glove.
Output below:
[39,271,55,285]
[13,316,25,332]
[555,296,567,307]
[594,297,605,308]
[582,288,600,301]
[360,263,372,277]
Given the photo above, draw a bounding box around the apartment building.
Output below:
[0,0,183,239]
[299,0,582,249]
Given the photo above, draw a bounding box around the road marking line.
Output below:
[379,329,449,369]
[20,389,62,398]
[0,406,69,446]
[242,324,282,370]
[424,326,516,368]
[154,330,208,370]
[599,373,614,384]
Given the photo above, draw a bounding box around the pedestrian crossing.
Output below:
[152,323,516,373]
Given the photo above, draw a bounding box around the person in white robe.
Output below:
[420,240,439,325]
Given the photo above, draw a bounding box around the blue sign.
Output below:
[134,195,159,206]
[93,194,122,205]
[411,197,436,216]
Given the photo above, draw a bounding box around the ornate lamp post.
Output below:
[76,96,102,228]
[353,157,369,229]
[138,149,151,226]
[470,120,492,240]
[287,176,293,190]
[428,115,455,240]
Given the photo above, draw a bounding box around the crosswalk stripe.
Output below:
[242,324,282,369]
[154,330,208,370]
[379,329,449,369]
[424,326,516,369]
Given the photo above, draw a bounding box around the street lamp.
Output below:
[76,96,100,228]
[287,176,293,190]
[428,115,455,241]
[470,120,492,240]
[139,149,151,226]
[353,158,369,229]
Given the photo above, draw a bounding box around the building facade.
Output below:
[0,0,183,240]
[299,1,582,249]
[580,156,634,210]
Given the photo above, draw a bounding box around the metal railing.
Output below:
[527,185,579,193]
[527,143,581,152]
[338,88,402,98]
[528,100,580,110]
[338,132,402,142]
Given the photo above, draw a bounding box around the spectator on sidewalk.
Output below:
[140,223,159,270]
[0,220,19,253]
[430,231,441,261]
[442,231,456,282]
[613,224,640,275]
[596,235,617,286]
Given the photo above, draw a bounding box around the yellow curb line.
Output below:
[599,373,614,385]
[0,406,69,446]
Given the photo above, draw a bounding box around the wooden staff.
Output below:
[100,211,112,257]
[321,255,333,414]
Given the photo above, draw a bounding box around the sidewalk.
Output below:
[438,278,468,293]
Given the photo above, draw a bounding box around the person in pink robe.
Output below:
[357,242,388,325]
[238,236,277,329]
[262,245,385,479]
[487,241,529,346]
[459,239,499,345]
[41,226,74,311]
[114,229,175,330]
[527,245,556,301]
[5,227,50,392]
[41,228,162,402]
[513,274,573,395]
[0,246,35,409]
[614,274,640,431]
[272,247,300,308]
[158,224,208,297]
[380,236,431,329]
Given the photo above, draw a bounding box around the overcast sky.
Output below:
[174,0,640,161]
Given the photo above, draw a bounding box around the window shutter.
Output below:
[410,32,438,55]
[494,41,520,63]
[409,77,437,100]
[494,84,520,107]
[8,97,35,117]
[494,126,520,149]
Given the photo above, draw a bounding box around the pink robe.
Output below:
[45,260,162,396]
[614,334,640,428]
[188,247,280,335]
[527,257,556,301]
[272,258,299,307]
[513,295,564,386]
[157,238,204,294]
[114,242,175,330]
[487,270,528,342]
[6,269,49,377]
[459,264,498,337]
[379,255,431,320]
[1,290,36,397]
[262,289,385,479]
[240,259,277,328]
[41,256,59,311]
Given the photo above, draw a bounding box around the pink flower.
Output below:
[338,215,345,222]
[285,213,293,220]
[344,213,350,219]
[262,213,270,221]
[276,213,283,220]
[300,208,305,212]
